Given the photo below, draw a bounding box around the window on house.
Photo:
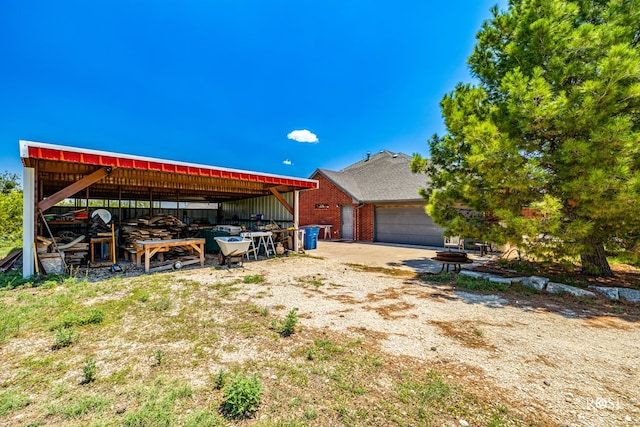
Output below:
[315,203,329,209]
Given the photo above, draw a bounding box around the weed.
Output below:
[272,309,298,337]
[82,358,97,384]
[155,350,165,366]
[222,373,263,419]
[455,275,509,292]
[52,326,77,350]
[243,274,265,284]
[473,327,484,337]
[214,369,227,390]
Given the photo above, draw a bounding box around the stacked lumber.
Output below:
[120,214,187,251]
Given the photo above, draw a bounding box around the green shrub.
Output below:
[222,373,263,419]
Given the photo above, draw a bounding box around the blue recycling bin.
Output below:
[301,226,320,250]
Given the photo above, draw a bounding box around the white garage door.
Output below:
[374,206,444,247]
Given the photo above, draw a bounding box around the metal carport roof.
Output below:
[20,140,318,277]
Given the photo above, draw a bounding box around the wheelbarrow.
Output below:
[214,236,252,266]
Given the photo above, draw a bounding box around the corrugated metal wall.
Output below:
[219,193,294,225]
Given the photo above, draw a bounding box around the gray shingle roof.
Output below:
[314,150,430,203]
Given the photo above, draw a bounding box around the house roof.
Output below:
[20,140,318,202]
[312,150,429,203]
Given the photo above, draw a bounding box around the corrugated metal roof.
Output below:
[20,140,317,189]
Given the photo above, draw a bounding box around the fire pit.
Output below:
[431,251,472,272]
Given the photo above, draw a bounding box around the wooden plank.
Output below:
[37,167,114,212]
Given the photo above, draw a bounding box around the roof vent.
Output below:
[365,152,370,161]
[392,153,398,158]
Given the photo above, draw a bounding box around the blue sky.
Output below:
[0,0,505,182]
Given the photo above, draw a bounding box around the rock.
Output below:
[619,288,640,303]
[489,276,513,285]
[522,276,549,291]
[509,277,526,284]
[588,286,619,300]
[459,420,469,427]
[430,347,437,351]
[546,282,596,298]
[543,380,551,386]
[458,270,487,279]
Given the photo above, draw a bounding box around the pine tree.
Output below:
[412,0,640,276]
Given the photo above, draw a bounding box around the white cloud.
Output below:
[287,129,318,143]
[282,159,293,165]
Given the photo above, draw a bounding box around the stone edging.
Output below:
[459,270,640,303]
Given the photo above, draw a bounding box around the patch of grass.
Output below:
[52,326,78,350]
[124,382,193,427]
[183,410,224,427]
[222,373,264,419]
[396,370,452,421]
[455,275,510,292]
[0,389,31,416]
[151,297,172,312]
[209,280,241,297]
[243,274,265,284]
[214,369,227,390]
[346,263,415,277]
[54,393,110,419]
[49,308,105,330]
[420,271,454,283]
[248,304,270,317]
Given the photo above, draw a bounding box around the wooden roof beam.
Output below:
[270,187,294,215]
[37,166,114,212]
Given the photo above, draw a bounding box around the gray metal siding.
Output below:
[374,206,444,247]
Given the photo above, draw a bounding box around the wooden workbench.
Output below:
[134,238,205,273]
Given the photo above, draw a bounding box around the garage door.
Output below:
[374,206,444,247]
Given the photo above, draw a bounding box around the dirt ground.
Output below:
[81,241,640,426]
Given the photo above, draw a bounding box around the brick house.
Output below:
[299,150,445,246]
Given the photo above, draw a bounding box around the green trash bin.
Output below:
[199,229,230,253]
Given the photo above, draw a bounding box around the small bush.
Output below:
[82,358,97,384]
[222,373,263,419]
[272,309,298,337]
[53,327,77,350]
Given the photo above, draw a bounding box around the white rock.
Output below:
[546,282,596,297]
[459,419,469,427]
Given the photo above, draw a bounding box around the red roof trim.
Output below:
[24,142,317,189]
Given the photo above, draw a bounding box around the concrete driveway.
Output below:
[310,240,489,273]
